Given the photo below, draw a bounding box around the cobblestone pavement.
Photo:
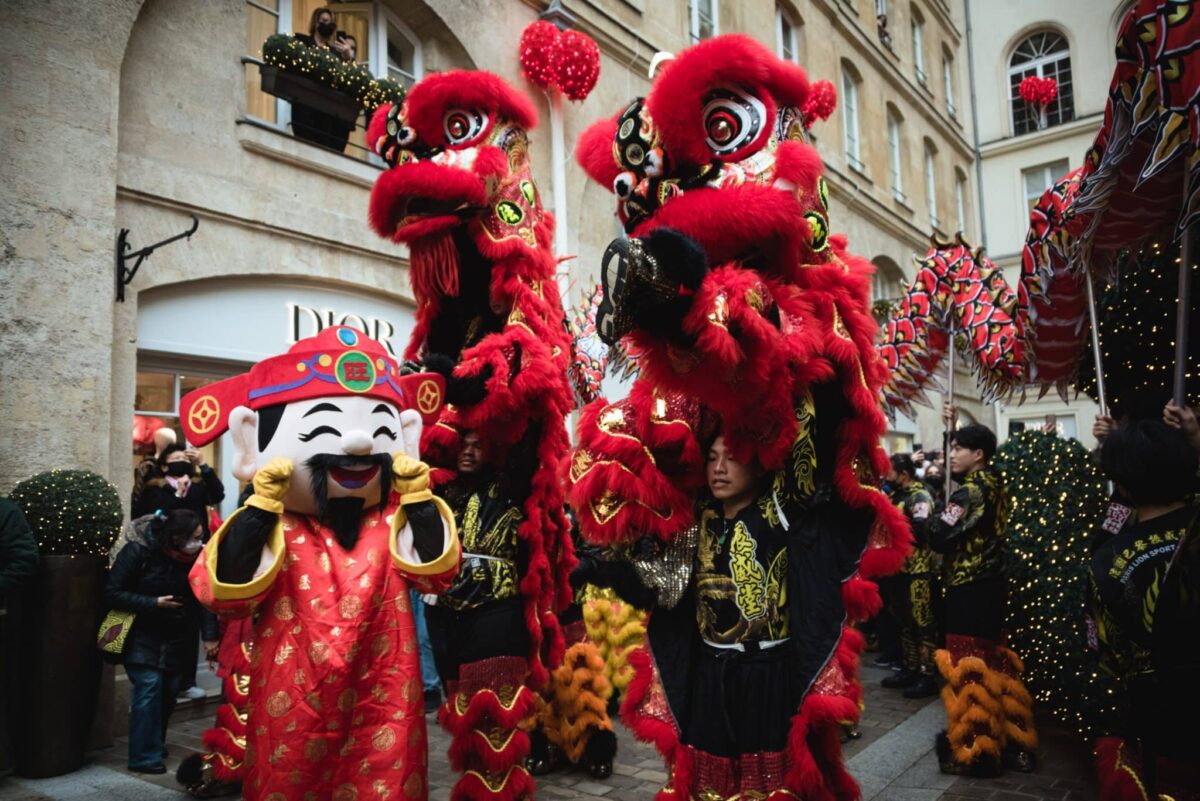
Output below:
[0,666,1098,801]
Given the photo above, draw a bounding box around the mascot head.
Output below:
[577,34,837,277]
[179,327,445,522]
[366,71,557,362]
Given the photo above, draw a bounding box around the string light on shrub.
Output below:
[1076,237,1199,412]
[995,430,1121,737]
[9,469,124,558]
[261,34,405,111]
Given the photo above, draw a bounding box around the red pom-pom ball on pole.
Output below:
[1019,75,1058,107]
[520,21,560,90]
[553,29,601,101]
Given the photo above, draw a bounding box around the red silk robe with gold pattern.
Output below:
[190,495,459,801]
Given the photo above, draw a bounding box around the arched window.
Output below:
[942,47,956,117]
[924,140,939,230]
[911,6,926,85]
[873,255,902,311]
[887,105,904,202]
[776,5,804,65]
[689,0,719,43]
[954,168,968,235]
[1008,31,1075,135]
[842,62,863,171]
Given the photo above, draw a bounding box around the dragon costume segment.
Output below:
[567,35,910,800]
[367,69,575,801]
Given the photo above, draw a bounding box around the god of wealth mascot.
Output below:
[179,326,460,801]
[364,70,575,801]
[566,35,911,800]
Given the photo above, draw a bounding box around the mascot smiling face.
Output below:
[180,326,444,521]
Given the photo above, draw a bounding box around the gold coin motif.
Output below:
[372,726,397,751]
[302,735,328,762]
[400,678,422,703]
[394,594,410,614]
[308,641,330,664]
[265,794,287,801]
[266,691,292,718]
[339,594,363,619]
[273,596,296,621]
[338,688,358,712]
[403,773,423,798]
[371,634,391,656]
[333,784,358,801]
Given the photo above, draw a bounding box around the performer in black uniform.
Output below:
[1090,419,1200,796]
[881,453,938,698]
[929,407,1036,777]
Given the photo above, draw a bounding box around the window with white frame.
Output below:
[876,0,888,16]
[1008,31,1075,135]
[689,0,718,43]
[1022,159,1070,213]
[887,107,904,202]
[954,170,967,234]
[842,66,862,171]
[911,8,926,85]
[924,144,938,228]
[943,55,956,116]
[776,6,798,63]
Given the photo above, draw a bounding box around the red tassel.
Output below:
[410,231,460,300]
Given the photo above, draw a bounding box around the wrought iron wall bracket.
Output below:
[115,214,199,302]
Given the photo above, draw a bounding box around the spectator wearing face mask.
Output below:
[103,510,220,775]
[131,443,225,538]
[289,6,356,152]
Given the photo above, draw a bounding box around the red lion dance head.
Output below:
[367,71,560,364]
[578,35,836,291]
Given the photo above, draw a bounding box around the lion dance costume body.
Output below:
[566,35,910,800]
[366,70,575,801]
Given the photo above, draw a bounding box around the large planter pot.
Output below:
[259,64,362,124]
[11,555,106,778]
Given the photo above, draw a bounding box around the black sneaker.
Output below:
[423,687,441,714]
[903,674,939,698]
[1002,747,1037,773]
[935,733,1000,778]
[882,670,919,689]
[130,763,167,775]
[872,656,900,669]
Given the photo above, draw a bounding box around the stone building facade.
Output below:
[0,0,980,508]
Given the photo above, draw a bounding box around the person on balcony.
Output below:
[290,6,355,152]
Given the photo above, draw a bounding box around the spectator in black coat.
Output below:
[0,499,38,599]
[0,498,38,777]
[103,510,219,775]
[131,444,224,537]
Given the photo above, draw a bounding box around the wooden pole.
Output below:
[945,318,955,500]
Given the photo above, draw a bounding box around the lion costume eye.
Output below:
[702,88,767,158]
[443,108,489,146]
[613,171,637,200]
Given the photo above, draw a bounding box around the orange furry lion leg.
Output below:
[934,636,1003,777]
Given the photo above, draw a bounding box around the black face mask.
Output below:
[316,21,336,38]
[165,461,192,477]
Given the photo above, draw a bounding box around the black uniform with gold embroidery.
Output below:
[424,474,529,684]
[886,482,936,675]
[637,392,871,767]
[1089,504,1194,682]
[928,468,1006,640]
